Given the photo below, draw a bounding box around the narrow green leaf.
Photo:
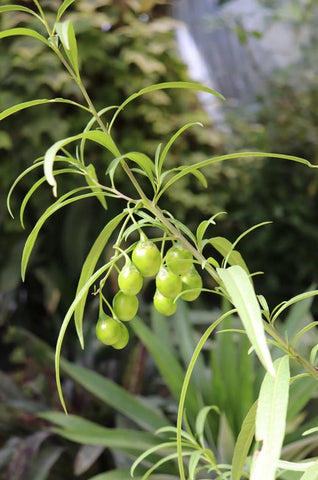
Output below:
[217,266,275,376]
[20,168,81,228]
[0,5,42,19]
[0,27,51,46]
[60,360,169,432]
[157,122,202,177]
[159,151,318,199]
[39,412,160,453]
[277,460,318,473]
[56,0,76,22]
[56,21,79,76]
[231,401,257,480]
[196,213,225,251]
[89,470,178,480]
[195,406,219,449]
[300,462,318,480]
[74,212,125,344]
[106,151,155,188]
[188,450,204,480]
[209,237,249,272]
[85,164,107,209]
[130,317,199,418]
[0,98,89,122]
[21,189,107,280]
[250,356,290,480]
[131,441,176,477]
[109,82,225,131]
[44,130,119,196]
[271,290,318,324]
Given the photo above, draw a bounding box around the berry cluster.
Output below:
[96,239,202,349]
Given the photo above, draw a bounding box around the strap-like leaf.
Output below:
[0,27,51,46]
[74,212,126,344]
[56,21,79,77]
[0,98,89,122]
[231,401,257,480]
[44,130,120,196]
[56,0,76,22]
[250,356,290,480]
[217,266,275,376]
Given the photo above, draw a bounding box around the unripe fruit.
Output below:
[153,290,177,316]
[113,291,139,321]
[112,323,129,349]
[180,267,203,302]
[132,240,161,277]
[165,243,193,275]
[118,263,143,295]
[96,314,121,345]
[156,266,182,299]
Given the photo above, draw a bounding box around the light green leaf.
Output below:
[0,98,90,122]
[188,450,204,480]
[277,459,318,473]
[231,401,257,480]
[56,21,79,77]
[0,27,51,46]
[157,122,203,177]
[131,441,176,477]
[21,188,106,280]
[209,237,249,272]
[74,212,125,344]
[196,213,225,251]
[299,462,318,480]
[85,164,107,209]
[250,356,290,480]
[56,0,76,22]
[0,5,42,19]
[195,406,219,449]
[271,290,318,324]
[44,130,119,196]
[106,151,155,188]
[159,151,318,198]
[109,82,225,131]
[217,266,275,376]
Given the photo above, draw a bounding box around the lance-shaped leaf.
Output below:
[217,266,275,376]
[250,356,290,480]
[44,130,119,196]
[56,21,80,77]
[231,401,257,480]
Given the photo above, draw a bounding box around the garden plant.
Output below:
[1,1,318,479]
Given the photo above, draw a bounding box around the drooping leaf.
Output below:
[0,5,42,19]
[250,356,290,480]
[271,290,318,324]
[56,21,79,77]
[217,266,275,376]
[109,81,225,131]
[74,212,126,344]
[231,401,257,480]
[0,27,51,46]
[85,164,107,209]
[159,151,318,197]
[21,188,107,280]
[44,130,119,196]
[39,412,161,454]
[0,98,89,122]
[56,0,76,22]
[209,237,249,272]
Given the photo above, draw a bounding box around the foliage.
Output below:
[1,2,318,480]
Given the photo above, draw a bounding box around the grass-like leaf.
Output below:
[0,27,52,46]
[56,21,80,77]
[108,81,225,132]
[74,212,126,344]
[250,356,290,480]
[231,401,257,480]
[130,317,199,419]
[0,98,90,122]
[60,360,169,432]
[56,0,76,22]
[21,188,107,281]
[271,290,318,324]
[0,5,42,20]
[159,151,318,198]
[209,237,249,272]
[39,412,161,454]
[44,130,120,196]
[85,164,107,209]
[89,470,179,480]
[217,266,275,376]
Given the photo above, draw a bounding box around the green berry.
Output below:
[118,263,143,295]
[113,291,139,321]
[156,266,182,299]
[180,267,202,302]
[112,323,129,349]
[96,314,121,345]
[132,240,162,277]
[153,290,177,316]
[165,243,193,275]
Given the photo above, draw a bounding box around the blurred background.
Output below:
[1,0,318,478]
